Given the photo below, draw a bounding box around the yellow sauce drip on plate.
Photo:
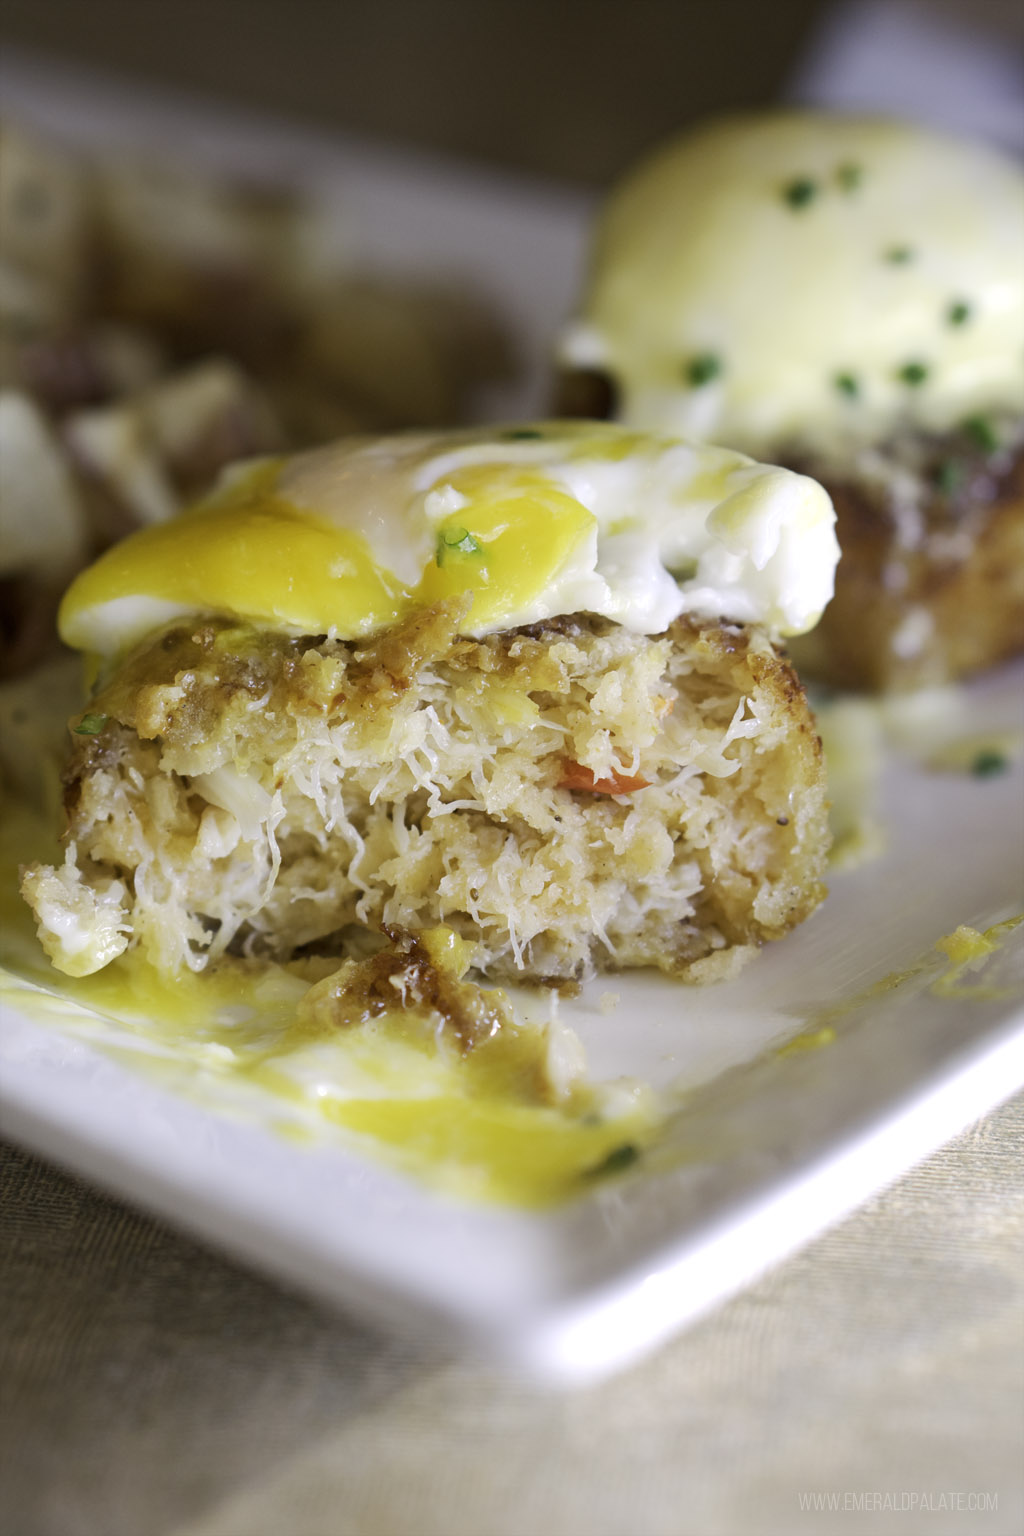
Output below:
[0,811,653,1208]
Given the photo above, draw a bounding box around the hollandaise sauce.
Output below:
[562,114,1024,456]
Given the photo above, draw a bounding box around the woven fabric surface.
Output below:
[2,1092,1022,1536]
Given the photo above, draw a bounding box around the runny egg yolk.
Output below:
[416,467,595,631]
[59,459,598,655]
[60,463,411,650]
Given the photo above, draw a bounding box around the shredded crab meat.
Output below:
[22,608,829,984]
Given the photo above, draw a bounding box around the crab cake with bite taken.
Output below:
[23,422,837,986]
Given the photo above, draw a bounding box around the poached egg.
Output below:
[59,421,838,657]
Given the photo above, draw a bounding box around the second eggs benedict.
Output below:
[559,113,1024,690]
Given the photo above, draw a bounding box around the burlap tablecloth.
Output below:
[2,1090,1021,1536]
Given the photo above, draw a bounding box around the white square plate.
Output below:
[2,53,1023,1384]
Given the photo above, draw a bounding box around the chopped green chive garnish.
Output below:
[834,372,860,400]
[503,428,544,440]
[972,750,1008,778]
[897,361,929,387]
[963,415,999,453]
[947,299,972,327]
[435,527,481,566]
[685,352,722,387]
[782,176,819,209]
[73,713,108,736]
[836,162,863,192]
[935,459,964,497]
[884,245,914,264]
[586,1143,640,1179]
